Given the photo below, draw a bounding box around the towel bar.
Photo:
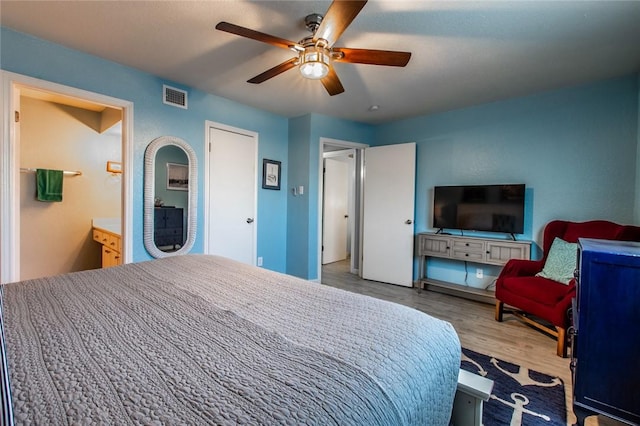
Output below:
[20,167,82,176]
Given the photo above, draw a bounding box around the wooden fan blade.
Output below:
[216,22,300,50]
[247,57,298,84]
[321,67,345,96]
[333,48,411,67]
[314,1,367,47]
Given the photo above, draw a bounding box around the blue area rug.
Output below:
[461,348,566,426]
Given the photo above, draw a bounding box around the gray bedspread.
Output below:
[2,255,460,425]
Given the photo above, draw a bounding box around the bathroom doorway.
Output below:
[1,72,133,283]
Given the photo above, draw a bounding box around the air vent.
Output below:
[163,85,188,109]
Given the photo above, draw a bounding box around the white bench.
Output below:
[451,369,494,426]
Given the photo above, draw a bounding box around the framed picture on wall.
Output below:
[262,159,281,190]
[167,162,189,191]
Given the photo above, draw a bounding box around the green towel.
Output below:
[36,169,64,202]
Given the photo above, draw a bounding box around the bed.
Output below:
[0,254,461,425]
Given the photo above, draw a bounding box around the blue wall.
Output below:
[286,114,373,280]
[286,115,312,278]
[1,27,289,272]
[375,75,639,286]
[2,26,639,285]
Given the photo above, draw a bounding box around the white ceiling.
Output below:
[2,1,640,124]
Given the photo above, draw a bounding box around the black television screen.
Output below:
[433,184,525,234]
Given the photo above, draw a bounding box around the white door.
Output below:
[362,142,416,287]
[322,157,349,264]
[207,125,257,265]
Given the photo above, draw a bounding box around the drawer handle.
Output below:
[465,253,469,257]
[110,242,115,246]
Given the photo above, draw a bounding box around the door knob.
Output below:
[405,219,413,225]
[246,218,254,224]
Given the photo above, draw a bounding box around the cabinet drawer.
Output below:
[93,229,110,245]
[451,250,484,262]
[450,240,484,261]
[451,240,484,252]
[94,229,120,252]
[105,234,121,253]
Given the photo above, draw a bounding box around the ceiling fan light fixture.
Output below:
[299,46,330,79]
[216,1,410,96]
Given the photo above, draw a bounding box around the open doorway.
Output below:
[318,140,417,288]
[19,89,122,279]
[1,72,133,284]
[318,138,367,283]
[322,149,353,265]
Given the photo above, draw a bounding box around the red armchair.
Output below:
[495,220,640,357]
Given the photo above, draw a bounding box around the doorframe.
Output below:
[317,137,368,283]
[1,71,134,284]
[203,120,258,263]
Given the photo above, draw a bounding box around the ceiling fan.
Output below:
[215,0,411,96]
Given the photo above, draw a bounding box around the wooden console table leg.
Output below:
[495,300,504,322]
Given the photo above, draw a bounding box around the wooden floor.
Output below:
[321,260,623,426]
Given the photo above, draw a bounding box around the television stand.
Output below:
[416,233,531,304]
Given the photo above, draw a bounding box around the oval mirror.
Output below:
[144,136,197,258]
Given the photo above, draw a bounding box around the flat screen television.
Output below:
[433,184,525,235]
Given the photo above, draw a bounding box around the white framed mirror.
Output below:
[144,136,197,258]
